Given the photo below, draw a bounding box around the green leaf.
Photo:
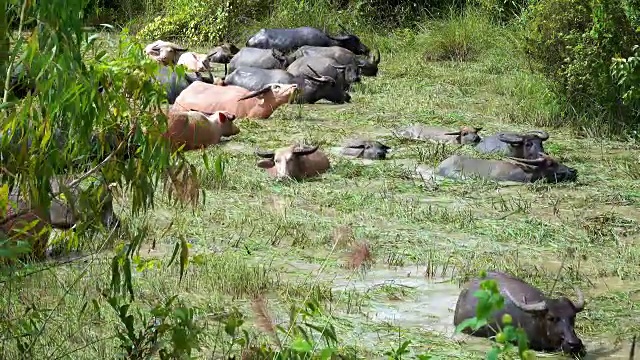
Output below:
[454,317,478,333]
[290,337,313,353]
[179,237,189,283]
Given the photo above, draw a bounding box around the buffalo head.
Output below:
[328,25,370,55]
[206,43,240,64]
[504,286,586,356]
[507,153,578,183]
[255,145,321,180]
[342,139,390,160]
[300,65,351,104]
[237,83,299,106]
[498,130,549,160]
[145,40,188,65]
[356,48,381,77]
[444,126,482,145]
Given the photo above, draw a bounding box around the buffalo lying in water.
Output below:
[454,271,586,357]
[340,139,391,160]
[436,153,578,183]
[394,124,482,145]
[475,130,549,160]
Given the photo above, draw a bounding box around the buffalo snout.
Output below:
[561,335,585,357]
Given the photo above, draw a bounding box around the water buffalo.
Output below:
[144,40,188,66]
[340,139,390,160]
[153,66,217,104]
[177,52,211,73]
[223,66,350,104]
[287,56,360,91]
[164,110,239,151]
[255,144,331,180]
[48,179,120,231]
[291,46,381,77]
[3,179,120,260]
[474,130,549,160]
[454,271,586,356]
[394,125,482,145]
[173,81,298,119]
[246,26,370,55]
[435,153,578,183]
[206,43,240,75]
[228,48,294,73]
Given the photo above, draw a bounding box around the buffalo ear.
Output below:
[216,112,227,123]
[257,159,275,169]
[257,98,265,105]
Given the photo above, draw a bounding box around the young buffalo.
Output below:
[164,110,239,151]
[254,144,330,180]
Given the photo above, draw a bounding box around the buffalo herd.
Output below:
[4,24,612,358]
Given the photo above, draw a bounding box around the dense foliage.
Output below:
[524,0,640,131]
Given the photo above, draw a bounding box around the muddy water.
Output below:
[281,263,462,335]
[332,267,461,335]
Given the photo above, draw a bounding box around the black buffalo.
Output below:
[454,271,586,356]
[246,26,370,55]
[474,130,549,160]
[223,66,350,104]
[228,47,294,73]
[291,46,381,77]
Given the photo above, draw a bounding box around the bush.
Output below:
[136,0,273,45]
[473,0,530,23]
[351,0,467,28]
[422,9,498,62]
[524,0,640,132]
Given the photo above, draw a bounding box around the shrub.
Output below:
[422,9,497,62]
[524,0,640,132]
[612,45,640,118]
[473,0,530,23]
[136,0,274,45]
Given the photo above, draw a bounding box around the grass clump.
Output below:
[422,9,498,62]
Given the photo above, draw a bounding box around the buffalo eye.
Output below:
[546,315,559,322]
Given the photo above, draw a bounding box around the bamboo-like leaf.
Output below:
[179,237,189,283]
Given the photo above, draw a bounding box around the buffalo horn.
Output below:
[165,42,187,51]
[507,153,549,166]
[527,129,549,141]
[331,64,347,70]
[498,132,524,144]
[443,130,462,136]
[303,73,334,84]
[292,145,319,156]
[503,287,548,312]
[237,86,271,101]
[572,287,585,312]
[306,65,322,78]
[255,149,275,158]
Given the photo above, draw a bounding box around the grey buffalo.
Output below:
[228,47,294,73]
[223,66,350,104]
[454,271,586,356]
[245,26,370,55]
[153,66,215,104]
[291,46,381,77]
[395,125,482,145]
[340,139,390,160]
[436,153,578,183]
[288,56,360,91]
[206,43,240,76]
[475,130,549,160]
